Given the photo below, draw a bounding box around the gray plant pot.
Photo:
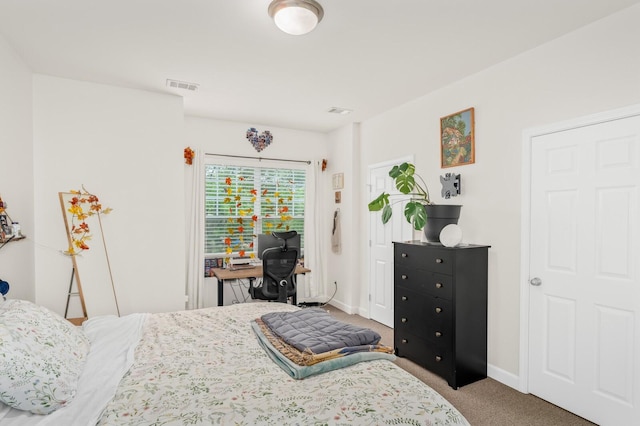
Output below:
[423,204,462,243]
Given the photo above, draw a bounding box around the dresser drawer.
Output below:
[395,317,453,347]
[395,244,453,275]
[395,288,453,343]
[394,331,453,381]
[395,265,453,300]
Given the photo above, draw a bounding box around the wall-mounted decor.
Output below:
[246,127,273,152]
[440,107,475,168]
[0,195,26,249]
[440,173,461,199]
[184,146,195,165]
[332,172,344,190]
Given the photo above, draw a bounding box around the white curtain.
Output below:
[302,159,326,300]
[185,149,205,309]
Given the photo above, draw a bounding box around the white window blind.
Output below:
[205,163,306,257]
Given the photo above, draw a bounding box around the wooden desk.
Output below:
[211,265,311,306]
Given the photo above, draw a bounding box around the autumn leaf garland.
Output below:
[184,147,195,165]
[222,175,294,259]
[64,188,112,256]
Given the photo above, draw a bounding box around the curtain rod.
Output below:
[205,153,311,165]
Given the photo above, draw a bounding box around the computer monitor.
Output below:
[256,232,301,259]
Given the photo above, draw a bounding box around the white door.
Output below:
[528,113,640,425]
[369,159,413,327]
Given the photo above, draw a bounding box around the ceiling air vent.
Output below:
[166,79,199,92]
[327,106,353,115]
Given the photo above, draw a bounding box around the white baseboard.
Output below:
[487,364,522,392]
[356,306,369,318]
[325,299,353,314]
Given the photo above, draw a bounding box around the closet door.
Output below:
[528,114,640,426]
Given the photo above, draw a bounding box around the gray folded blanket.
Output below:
[251,320,395,379]
[260,307,382,353]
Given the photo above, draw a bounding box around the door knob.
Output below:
[530,277,542,286]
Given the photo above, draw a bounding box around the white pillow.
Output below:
[0,299,90,414]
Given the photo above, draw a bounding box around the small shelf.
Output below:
[1,235,25,243]
[0,234,25,250]
[0,202,24,250]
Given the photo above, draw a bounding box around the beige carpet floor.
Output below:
[323,304,596,426]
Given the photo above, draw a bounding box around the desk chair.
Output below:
[249,231,298,304]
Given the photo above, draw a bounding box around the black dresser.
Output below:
[394,241,490,389]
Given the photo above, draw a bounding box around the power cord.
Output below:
[298,281,337,308]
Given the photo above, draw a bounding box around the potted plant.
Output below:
[368,162,461,242]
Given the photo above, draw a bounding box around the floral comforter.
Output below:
[97,302,469,425]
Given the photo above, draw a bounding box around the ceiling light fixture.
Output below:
[268,0,324,36]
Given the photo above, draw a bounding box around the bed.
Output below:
[0,299,469,425]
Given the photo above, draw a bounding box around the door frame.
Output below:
[519,103,640,393]
[367,155,413,323]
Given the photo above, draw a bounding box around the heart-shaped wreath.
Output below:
[246,127,273,152]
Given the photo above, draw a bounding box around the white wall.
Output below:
[32,75,186,316]
[183,116,329,306]
[184,116,328,160]
[324,123,363,313]
[0,35,34,302]
[348,4,640,380]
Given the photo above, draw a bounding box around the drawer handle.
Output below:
[401,339,408,344]
[435,355,442,362]
[401,253,408,258]
[435,282,443,289]
[401,296,408,301]
[401,318,407,323]
[435,331,442,337]
[435,307,442,314]
[435,258,443,264]
[401,274,408,280]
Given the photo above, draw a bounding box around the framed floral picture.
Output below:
[440,107,475,168]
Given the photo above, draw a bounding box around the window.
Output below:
[205,163,306,257]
